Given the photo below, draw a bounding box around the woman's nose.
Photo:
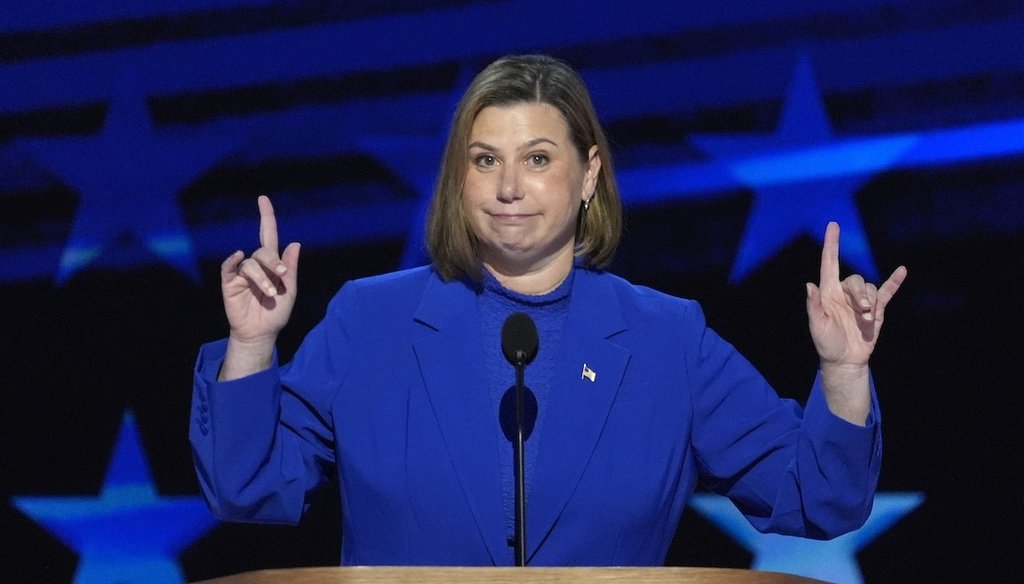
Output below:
[496,166,523,202]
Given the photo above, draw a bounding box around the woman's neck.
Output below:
[482,248,574,296]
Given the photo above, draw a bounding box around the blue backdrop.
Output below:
[2,1,1021,582]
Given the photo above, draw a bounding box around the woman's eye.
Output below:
[475,154,497,167]
[527,154,549,166]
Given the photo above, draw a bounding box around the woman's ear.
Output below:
[583,145,601,200]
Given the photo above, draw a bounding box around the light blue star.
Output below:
[688,492,924,584]
[691,55,913,283]
[17,75,241,284]
[12,411,218,584]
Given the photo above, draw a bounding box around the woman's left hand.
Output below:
[806,222,907,422]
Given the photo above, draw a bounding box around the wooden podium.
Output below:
[195,566,827,583]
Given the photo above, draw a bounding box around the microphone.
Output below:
[500,312,538,567]
[501,312,538,367]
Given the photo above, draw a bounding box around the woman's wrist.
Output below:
[220,335,276,381]
[819,362,871,426]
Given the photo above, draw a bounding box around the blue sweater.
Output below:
[479,268,574,556]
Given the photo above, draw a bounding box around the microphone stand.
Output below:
[502,311,537,567]
[513,350,528,567]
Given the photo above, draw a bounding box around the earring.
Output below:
[583,197,593,211]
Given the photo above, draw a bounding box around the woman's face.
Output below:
[462,102,599,276]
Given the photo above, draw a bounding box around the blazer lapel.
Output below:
[526,270,630,561]
[412,275,507,564]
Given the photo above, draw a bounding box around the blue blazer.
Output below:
[191,266,880,566]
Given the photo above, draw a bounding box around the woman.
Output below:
[191,55,907,566]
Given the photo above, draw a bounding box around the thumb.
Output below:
[805,282,819,313]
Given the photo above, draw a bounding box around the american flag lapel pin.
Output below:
[581,363,597,383]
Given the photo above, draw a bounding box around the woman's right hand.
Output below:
[218,195,300,380]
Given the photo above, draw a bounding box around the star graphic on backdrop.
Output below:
[360,134,446,268]
[689,492,924,584]
[691,56,915,283]
[362,66,475,269]
[12,411,218,584]
[18,75,241,284]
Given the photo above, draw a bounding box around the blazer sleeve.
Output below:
[189,284,361,524]
[683,301,882,539]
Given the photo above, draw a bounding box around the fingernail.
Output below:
[860,298,871,308]
[266,285,278,296]
[862,312,873,321]
[275,264,287,274]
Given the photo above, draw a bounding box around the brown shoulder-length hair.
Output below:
[426,54,622,282]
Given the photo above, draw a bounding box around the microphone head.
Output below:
[501,312,539,366]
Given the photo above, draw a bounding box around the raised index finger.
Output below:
[257,195,279,251]
[819,221,841,285]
